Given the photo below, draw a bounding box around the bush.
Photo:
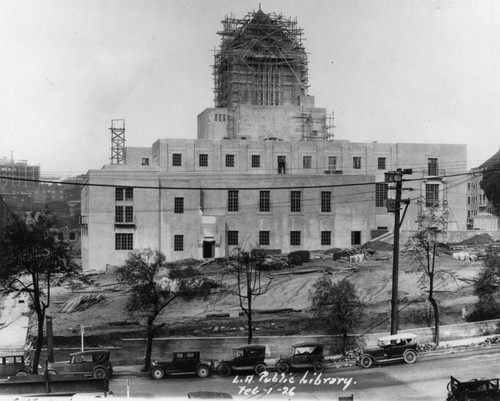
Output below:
[287,250,310,266]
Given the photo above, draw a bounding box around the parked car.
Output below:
[0,355,29,377]
[150,351,212,379]
[216,345,267,376]
[275,342,325,373]
[358,333,418,368]
[46,350,112,378]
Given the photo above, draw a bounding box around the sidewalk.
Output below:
[0,293,29,355]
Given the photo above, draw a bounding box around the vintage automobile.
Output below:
[275,342,325,373]
[150,351,212,379]
[446,375,500,401]
[0,355,29,377]
[358,333,418,368]
[46,350,112,378]
[216,345,267,376]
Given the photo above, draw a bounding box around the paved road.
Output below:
[108,348,500,400]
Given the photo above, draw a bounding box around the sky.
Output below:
[1,0,499,178]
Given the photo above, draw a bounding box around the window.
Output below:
[172,153,182,166]
[259,191,270,212]
[69,232,76,241]
[141,158,150,166]
[351,231,361,246]
[375,183,388,207]
[115,233,133,250]
[303,156,312,169]
[174,235,184,251]
[125,206,133,222]
[467,183,471,191]
[467,196,471,205]
[226,154,235,167]
[115,187,133,201]
[321,191,331,213]
[321,231,331,246]
[291,191,301,212]
[353,157,362,169]
[228,190,239,212]
[115,206,124,223]
[227,230,239,246]
[426,184,440,207]
[199,154,208,167]
[259,231,270,246]
[290,231,301,246]
[378,157,386,170]
[251,155,260,168]
[328,156,337,171]
[174,197,184,214]
[428,158,438,176]
[278,156,286,174]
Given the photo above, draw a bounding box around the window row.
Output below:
[227,190,332,213]
[115,231,364,251]
[226,230,362,246]
[167,154,381,172]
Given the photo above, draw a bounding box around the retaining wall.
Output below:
[31,318,500,366]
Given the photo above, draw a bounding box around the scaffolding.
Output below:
[213,9,309,138]
[110,119,125,165]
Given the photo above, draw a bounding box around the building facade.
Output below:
[80,9,468,271]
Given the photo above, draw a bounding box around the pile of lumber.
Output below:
[58,294,106,313]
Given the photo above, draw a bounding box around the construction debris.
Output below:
[58,294,106,313]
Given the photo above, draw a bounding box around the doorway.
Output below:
[203,241,215,258]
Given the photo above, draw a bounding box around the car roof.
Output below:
[292,342,324,348]
[69,350,110,356]
[378,333,416,342]
[233,345,266,350]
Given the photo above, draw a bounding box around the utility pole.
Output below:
[385,168,412,335]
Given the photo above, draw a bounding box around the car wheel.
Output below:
[276,362,290,374]
[254,363,266,375]
[218,364,232,377]
[197,365,210,378]
[403,350,417,364]
[93,367,107,378]
[360,355,373,369]
[16,371,28,376]
[151,366,165,380]
[47,370,58,375]
[312,360,325,373]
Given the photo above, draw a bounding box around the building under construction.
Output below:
[213,9,308,109]
[81,8,468,271]
[199,9,332,142]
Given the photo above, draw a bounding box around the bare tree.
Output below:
[116,249,217,371]
[223,247,273,344]
[405,206,457,345]
[0,211,82,374]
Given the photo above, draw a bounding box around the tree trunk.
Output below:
[247,294,253,344]
[429,297,439,346]
[342,331,348,354]
[32,309,45,375]
[143,322,155,372]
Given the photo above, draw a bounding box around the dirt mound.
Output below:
[456,234,495,246]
